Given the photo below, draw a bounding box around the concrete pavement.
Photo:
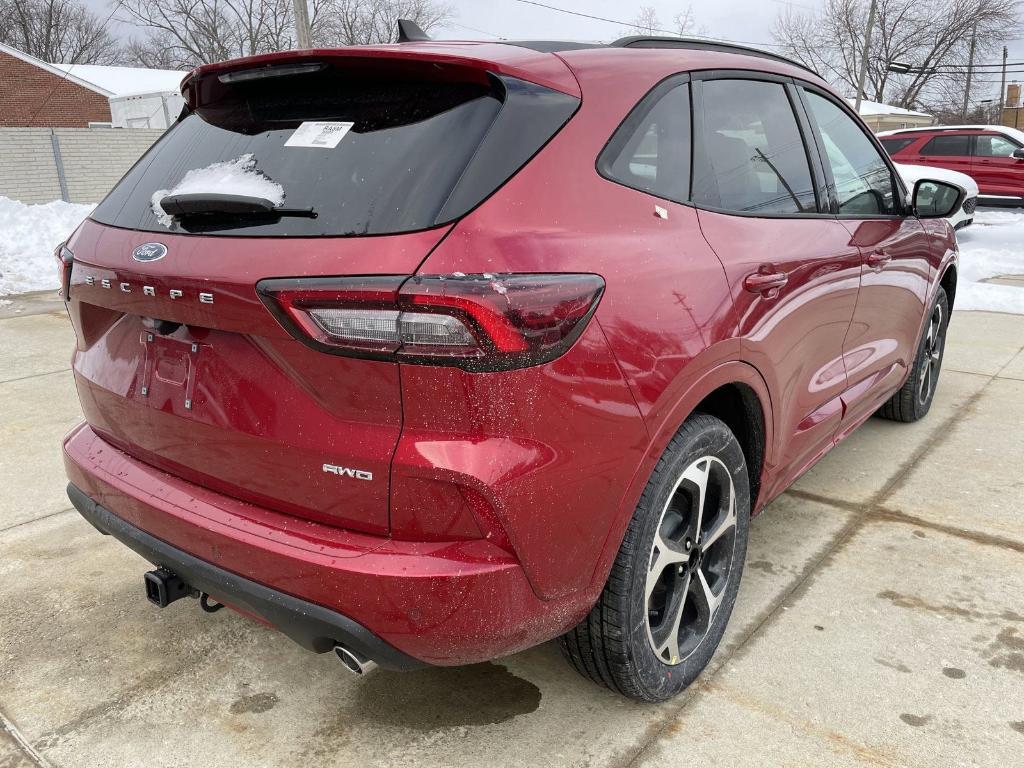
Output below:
[1,305,1022,768]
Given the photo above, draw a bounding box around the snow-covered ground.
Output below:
[1,197,1023,315]
[0,196,94,296]
[953,208,1024,314]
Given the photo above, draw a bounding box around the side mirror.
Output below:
[912,179,963,219]
[1013,148,1024,160]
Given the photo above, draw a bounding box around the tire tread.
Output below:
[558,413,743,701]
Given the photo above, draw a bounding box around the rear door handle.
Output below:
[866,251,891,269]
[743,271,788,294]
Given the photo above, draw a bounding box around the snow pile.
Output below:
[0,196,93,296]
[955,209,1024,314]
[150,154,285,227]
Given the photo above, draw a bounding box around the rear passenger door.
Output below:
[797,86,935,433]
[970,131,1024,197]
[691,74,862,498]
[915,132,974,177]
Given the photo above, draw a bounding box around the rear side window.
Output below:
[879,137,916,155]
[974,133,1021,156]
[692,79,817,214]
[600,83,691,203]
[804,91,898,216]
[920,135,970,156]
[90,63,578,237]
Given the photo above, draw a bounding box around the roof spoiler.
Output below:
[397,19,430,43]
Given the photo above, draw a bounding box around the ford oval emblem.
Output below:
[132,243,167,262]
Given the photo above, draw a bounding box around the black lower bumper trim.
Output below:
[67,483,426,671]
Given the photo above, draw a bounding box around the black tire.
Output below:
[559,414,750,702]
[877,287,949,423]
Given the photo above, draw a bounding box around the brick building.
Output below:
[0,42,114,127]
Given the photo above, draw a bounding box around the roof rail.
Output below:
[610,36,819,77]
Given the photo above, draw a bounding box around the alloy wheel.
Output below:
[645,456,738,665]
[918,301,944,405]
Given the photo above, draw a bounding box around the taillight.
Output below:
[56,244,73,300]
[257,273,605,371]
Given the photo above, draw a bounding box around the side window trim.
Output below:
[595,72,692,206]
[689,71,829,219]
[794,83,909,219]
[786,80,833,214]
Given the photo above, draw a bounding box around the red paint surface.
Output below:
[64,43,956,664]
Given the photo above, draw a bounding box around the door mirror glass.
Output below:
[913,179,962,218]
[1013,148,1024,160]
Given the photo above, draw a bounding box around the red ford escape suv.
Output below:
[60,26,963,702]
[879,125,1024,204]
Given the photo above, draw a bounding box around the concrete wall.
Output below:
[0,127,163,204]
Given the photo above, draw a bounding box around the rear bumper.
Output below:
[67,483,424,670]
[63,424,586,665]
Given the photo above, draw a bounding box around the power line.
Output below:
[508,0,786,49]
[447,22,507,40]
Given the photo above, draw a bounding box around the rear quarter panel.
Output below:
[415,49,779,600]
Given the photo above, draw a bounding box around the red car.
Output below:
[60,29,963,701]
[879,125,1024,203]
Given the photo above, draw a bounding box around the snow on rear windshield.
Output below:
[149,154,285,228]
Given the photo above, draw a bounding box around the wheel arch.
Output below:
[585,359,776,601]
[940,262,957,310]
[691,382,766,508]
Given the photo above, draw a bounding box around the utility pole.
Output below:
[854,0,878,114]
[999,45,1009,123]
[293,0,311,48]
[961,23,977,121]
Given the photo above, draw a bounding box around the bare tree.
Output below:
[120,0,294,68]
[620,5,705,38]
[0,0,122,63]
[121,0,452,67]
[773,0,1020,113]
[313,0,453,46]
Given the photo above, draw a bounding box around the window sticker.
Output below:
[285,121,354,149]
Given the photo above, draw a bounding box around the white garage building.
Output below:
[49,63,188,129]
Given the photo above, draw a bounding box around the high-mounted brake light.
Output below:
[257,274,605,371]
[217,62,327,84]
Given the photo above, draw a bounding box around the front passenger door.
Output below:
[799,88,935,433]
[971,132,1024,197]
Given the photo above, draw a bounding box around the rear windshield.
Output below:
[91,61,578,237]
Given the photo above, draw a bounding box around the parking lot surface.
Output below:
[1,301,1023,768]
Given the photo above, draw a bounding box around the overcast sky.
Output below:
[83,0,1024,101]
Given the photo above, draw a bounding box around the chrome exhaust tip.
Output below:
[334,645,378,676]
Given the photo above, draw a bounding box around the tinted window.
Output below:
[879,137,916,155]
[920,135,970,156]
[974,133,1021,156]
[805,91,898,216]
[90,65,577,237]
[693,79,817,214]
[601,84,690,203]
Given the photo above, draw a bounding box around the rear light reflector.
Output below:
[258,273,605,371]
[56,244,73,299]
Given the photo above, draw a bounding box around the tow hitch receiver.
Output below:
[144,568,192,607]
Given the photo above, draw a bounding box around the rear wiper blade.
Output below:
[160,193,316,219]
